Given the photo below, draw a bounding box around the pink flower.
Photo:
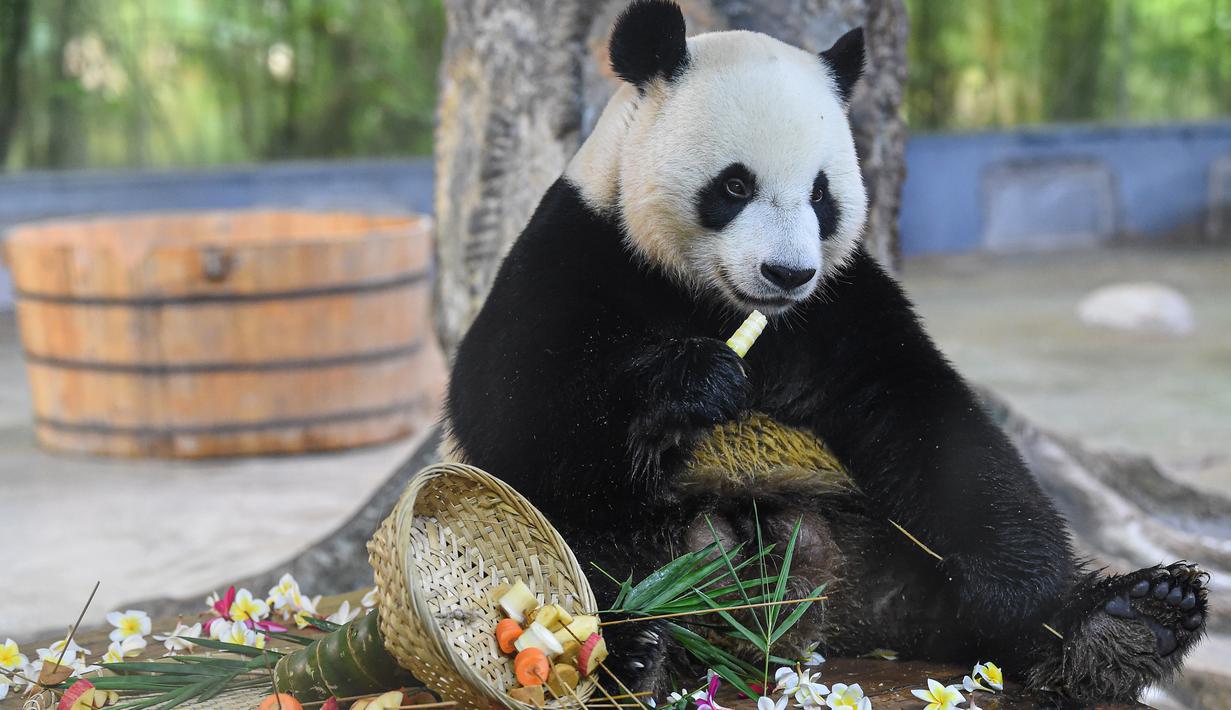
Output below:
[692,671,732,710]
[203,586,286,636]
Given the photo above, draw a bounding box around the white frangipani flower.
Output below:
[801,641,826,667]
[227,588,269,622]
[101,636,147,664]
[106,609,151,643]
[215,621,266,649]
[910,679,964,710]
[325,600,360,626]
[774,666,829,708]
[361,588,378,612]
[153,622,203,655]
[824,683,871,710]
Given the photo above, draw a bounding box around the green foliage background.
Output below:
[0,0,444,170]
[1,0,1230,171]
[906,0,1231,131]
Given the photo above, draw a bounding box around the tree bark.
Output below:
[0,0,32,169]
[432,0,908,356]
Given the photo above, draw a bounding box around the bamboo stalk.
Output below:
[888,520,943,562]
[598,595,828,627]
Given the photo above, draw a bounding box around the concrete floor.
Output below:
[1,245,1228,642]
[900,246,1231,495]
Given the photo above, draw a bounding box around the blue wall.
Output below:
[900,121,1231,254]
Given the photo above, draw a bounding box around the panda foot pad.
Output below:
[1101,562,1208,656]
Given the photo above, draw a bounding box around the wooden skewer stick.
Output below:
[537,663,589,710]
[52,580,101,669]
[557,624,647,710]
[598,594,828,627]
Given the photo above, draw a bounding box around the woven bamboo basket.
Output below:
[365,462,599,710]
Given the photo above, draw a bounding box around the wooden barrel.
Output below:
[5,210,437,458]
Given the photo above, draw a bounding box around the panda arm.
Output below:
[795,250,1077,625]
[450,294,746,524]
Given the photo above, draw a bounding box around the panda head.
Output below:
[567,0,868,315]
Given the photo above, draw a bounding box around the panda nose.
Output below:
[760,262,816,290]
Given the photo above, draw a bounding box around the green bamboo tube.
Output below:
[274,611,423,701]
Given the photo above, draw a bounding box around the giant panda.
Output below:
[445,0,1208,703]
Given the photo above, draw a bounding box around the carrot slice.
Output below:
[514,647,551,687]
[496,618,524,654]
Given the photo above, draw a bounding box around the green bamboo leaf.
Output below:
[667,623,760,677]
[100,662,233,676]
[767,583,827,646]
[703,518,767,637]
[694,588,767,653]
[623,545,718,609]
[766,518,802,631]
[636,544,749,612]
[182,637,272,657]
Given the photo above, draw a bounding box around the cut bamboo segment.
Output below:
[3,210,438,458]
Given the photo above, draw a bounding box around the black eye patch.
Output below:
[811,171,841,240]
[696,163,757,231]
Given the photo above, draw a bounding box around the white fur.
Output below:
[567,30,868,314]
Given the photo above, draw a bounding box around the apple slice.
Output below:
[577,634,608,677]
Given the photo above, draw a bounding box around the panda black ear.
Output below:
[609,0,689,90]
[820,27,865,104]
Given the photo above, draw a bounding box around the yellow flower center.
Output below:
[982,664,1002,685]
[0,646,19,668]
[120,617,143,636]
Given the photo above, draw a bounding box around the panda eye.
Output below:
[810,184,825,203]
[724,178,751,199]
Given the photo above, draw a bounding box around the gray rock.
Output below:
[1078,282,1195,335]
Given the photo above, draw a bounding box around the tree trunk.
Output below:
[0,0,32,169]
[432,0,908,356]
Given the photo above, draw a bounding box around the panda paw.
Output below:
[1098,562,1207,657]
[599,621,671,694]
[627,337,748,472]
[1029,562,1208,702]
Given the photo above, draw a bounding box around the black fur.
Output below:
[610,0,689,89]
[820,27,865,104]
[696,163,756,231]
[446,179,1208,702]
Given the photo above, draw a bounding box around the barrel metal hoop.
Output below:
[12,269,428,307]
[23,340,425,375]
[35,396,428,437]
